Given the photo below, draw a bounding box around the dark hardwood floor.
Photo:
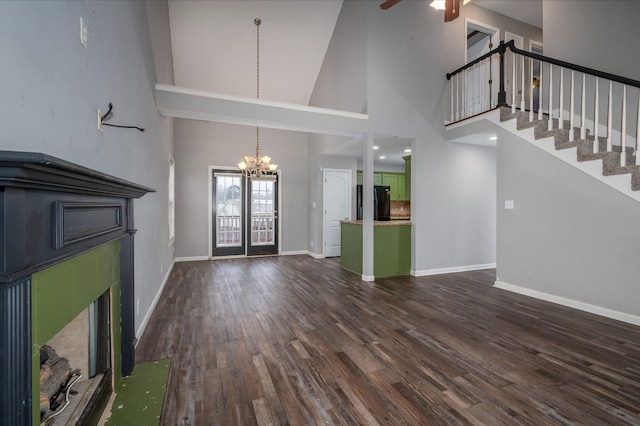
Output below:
[136,256,640,425]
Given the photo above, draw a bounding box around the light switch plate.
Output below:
[505,200,515,210]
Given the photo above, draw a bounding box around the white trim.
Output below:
[529,39,543,52]
[168,155,175,246]
[281,250,309,256]
[494,280,640,327]
[504,31,524,48]
[135,260,175,343]
[362,275,375,282]
[413,263,496,277]
[465,18,500,63]
[307,251,325,259]
[176,256,209,262]
[156,84,368,120]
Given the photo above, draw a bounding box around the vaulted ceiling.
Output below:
[167,0,541,166]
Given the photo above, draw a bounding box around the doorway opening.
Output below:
[529,40,543,112]
[465,19,500,114]
[323,169,352,258]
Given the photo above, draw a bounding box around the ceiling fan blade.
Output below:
[444,0,460,22]
[380,0,401,10]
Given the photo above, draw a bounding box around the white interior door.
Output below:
[323,169,351,257]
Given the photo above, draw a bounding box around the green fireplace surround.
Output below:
[0,151,154,425]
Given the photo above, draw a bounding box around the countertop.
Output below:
[340,220,412,226]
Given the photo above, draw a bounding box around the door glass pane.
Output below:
[250,179,275,246]
[216,174,242,247]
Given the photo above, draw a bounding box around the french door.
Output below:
[246,175,278,256]
[212,170,278,257]
[212,171,246,256]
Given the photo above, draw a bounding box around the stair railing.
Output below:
[447,40,640,167]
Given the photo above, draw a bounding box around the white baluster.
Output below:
[512,53,517,113]
[581,74,586,140]
[538,61,544,121]
[621,85,627,167]
[485,58,490,111]
[456,73,460,121]
[548,65,554,131]
[559,67,564,131]
[529,58,534,121]
[594,77,599,153]
[607,80,613,152]
[569,70,575,141]
[462,68,466,119]
[450,76,454,122]
[521,55,526,113]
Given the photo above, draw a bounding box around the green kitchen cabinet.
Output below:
[397,175,406,201]
[374,172,382,185]
[357,171,384,186]
[381,173,398,200]
[341,221,411,278]
[403,155,411,200]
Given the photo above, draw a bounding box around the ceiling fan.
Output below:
[380,0,463,22]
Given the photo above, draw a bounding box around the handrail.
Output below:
[446,41,507,80]
[507,43,640,89]
[447,39,640,89]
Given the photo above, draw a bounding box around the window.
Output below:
[168,155,175,245]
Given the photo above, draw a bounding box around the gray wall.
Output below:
[308,0,367,114]
[173,119,309,258]
[496,128,640,318]
[543,0,640,81]
[307,1,532,271]
[0,2,175,333]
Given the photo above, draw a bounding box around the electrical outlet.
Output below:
[97,109,103,132]
[80,17,88,49]
[310,240,314,248]
[136,298,140,316]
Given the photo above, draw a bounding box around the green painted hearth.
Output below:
[341,222,411,278]
[31,240,122,425]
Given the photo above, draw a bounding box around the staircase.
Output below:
[446,40,640,200]
[499,107,640,193]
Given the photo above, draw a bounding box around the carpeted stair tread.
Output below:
[498,106,639,191]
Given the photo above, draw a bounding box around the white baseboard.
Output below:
[307,251,325,259]
[413,263,496,277]
[175,256,208,262]
[281,250,309,256]
[494,280,640,327]
[136,260,175,343]
[362,275,375,282]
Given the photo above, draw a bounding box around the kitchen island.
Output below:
[340,220,411,278]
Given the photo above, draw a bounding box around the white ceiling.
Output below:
[167,0,541,167]
[168,0,343,105]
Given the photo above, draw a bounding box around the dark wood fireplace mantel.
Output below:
[0,151,154,425]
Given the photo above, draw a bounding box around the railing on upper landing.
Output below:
[446,40,640,167]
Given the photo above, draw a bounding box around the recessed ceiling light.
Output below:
[373,146,379,150]
[379,156,386,159]
[404,149,412,153]
[489,136,497,140]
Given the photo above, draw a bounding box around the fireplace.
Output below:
[39,290,112,424]
[0,151,153,425]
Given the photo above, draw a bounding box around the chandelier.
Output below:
[238,18,278,178]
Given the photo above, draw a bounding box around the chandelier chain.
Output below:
[238,17,276,178]
[256,18,260,155]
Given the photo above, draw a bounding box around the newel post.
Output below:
[497,41,508,107]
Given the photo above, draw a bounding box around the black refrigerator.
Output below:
[356,184,391,221]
